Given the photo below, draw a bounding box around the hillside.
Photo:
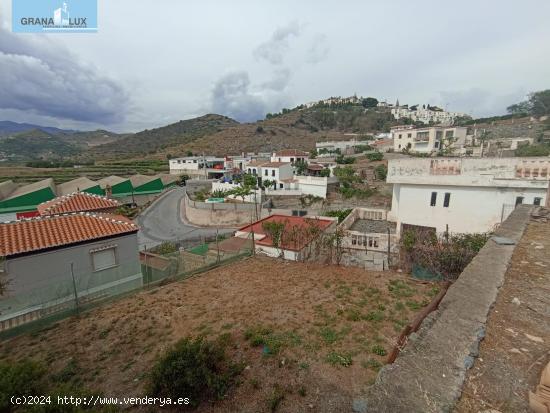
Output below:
[159,105,395,157]
[0,120,75,135]
[83,114,239,159]
[0,128,124,161]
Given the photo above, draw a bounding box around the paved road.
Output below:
[136,188,235,250]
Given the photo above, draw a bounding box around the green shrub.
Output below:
[150,241,177,255]
[148,336,241,408]
[325,351,353,367]
[371,345,387,356]
[366,152,383,161]
[0,360,45,412]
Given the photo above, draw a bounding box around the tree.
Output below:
[366,152,383,161]
[309,149,318,159]
[507,89,550,117]
[242,173,258,187]
[230,186,252,202]
[374,164,387,180]
[186,150,193,157]
[262,179,275,190]
[262,221,286,257]
[319,168,331,177]
[294,160,308,175]
[361,97,379,108]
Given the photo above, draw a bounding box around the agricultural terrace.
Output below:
[0,257,439,413]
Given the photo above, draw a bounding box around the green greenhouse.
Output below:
[97,176,134,197]
[0,178,57,214]
[56,177,103,196]
[129,175,164,195]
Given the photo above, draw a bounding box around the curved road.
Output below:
[136,188,236,250]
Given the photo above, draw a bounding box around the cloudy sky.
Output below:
[1,0,549,132]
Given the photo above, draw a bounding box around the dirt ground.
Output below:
[455,216,550,413]
[0,257,438,412]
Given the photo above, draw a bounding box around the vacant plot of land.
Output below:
[455,217,550,413]
[0,257,437,412]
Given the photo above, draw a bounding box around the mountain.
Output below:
[0,129,78,161]
[0,120,76,135]
[84,114,239,159]
[0,128,124,161]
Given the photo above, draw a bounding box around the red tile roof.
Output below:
[0,213,138,257]
[237,214,334,251]
[37,192,120,216]
[274,149,309,157]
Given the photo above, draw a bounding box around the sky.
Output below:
[0,0,549,133]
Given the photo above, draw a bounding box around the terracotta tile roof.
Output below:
[37,192,120,216]
[0,213,138,257]
[274,149,309,157]
[237,214,334,251]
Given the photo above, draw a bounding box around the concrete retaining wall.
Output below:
[359,205,533,413]
[183,194,260,227]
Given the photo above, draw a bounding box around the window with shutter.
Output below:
[91,248,117,271]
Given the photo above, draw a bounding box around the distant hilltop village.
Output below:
[304,95,467,126]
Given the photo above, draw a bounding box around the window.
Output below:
[430,192,437,206]
[91,247,117,271]
[398,144,401,149]
[290,158,295,162]
[407,133,412,138]
[515,196,524,206]
[443,192,451,207]
[399,134,402,139]
[534,197,542,206]
[264,169,268,176]
[279,183,283,189]
[272,170,275,177]
[434,141,440,148]
[445,130,454,138]
[436,131,443,139]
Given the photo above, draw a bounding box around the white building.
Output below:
[391,125,468,154]
[169,156,226,179]
[245,161,294,190]
[387,158,550,235]
[316,139,371,155]
[271,149,309,164]
[391,104,466,125]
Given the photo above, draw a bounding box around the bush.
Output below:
[374,164,387,180]
[0,360,45,412]
[148,336,241,408]
[151,241,178,255]
[324,209,352,223]
[366,152,383,161]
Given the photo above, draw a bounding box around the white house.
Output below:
[391,125,468,154]
[260,162,294,189]
[270,149,309,163]
[316,139,370,155]
[391,104,466,125]
[387,157,549,235]
[169,156,226,179]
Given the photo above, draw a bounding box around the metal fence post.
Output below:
[70,263,79,314]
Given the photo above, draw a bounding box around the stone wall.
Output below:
[357,205,533,413]
[183,194,260,227]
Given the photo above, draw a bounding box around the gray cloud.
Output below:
[0,25,129,124]
[306,34,330,64]
[210,71,268,122]
[253,20,301,65]
[260,68,292,91]
[436,88,527,118]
